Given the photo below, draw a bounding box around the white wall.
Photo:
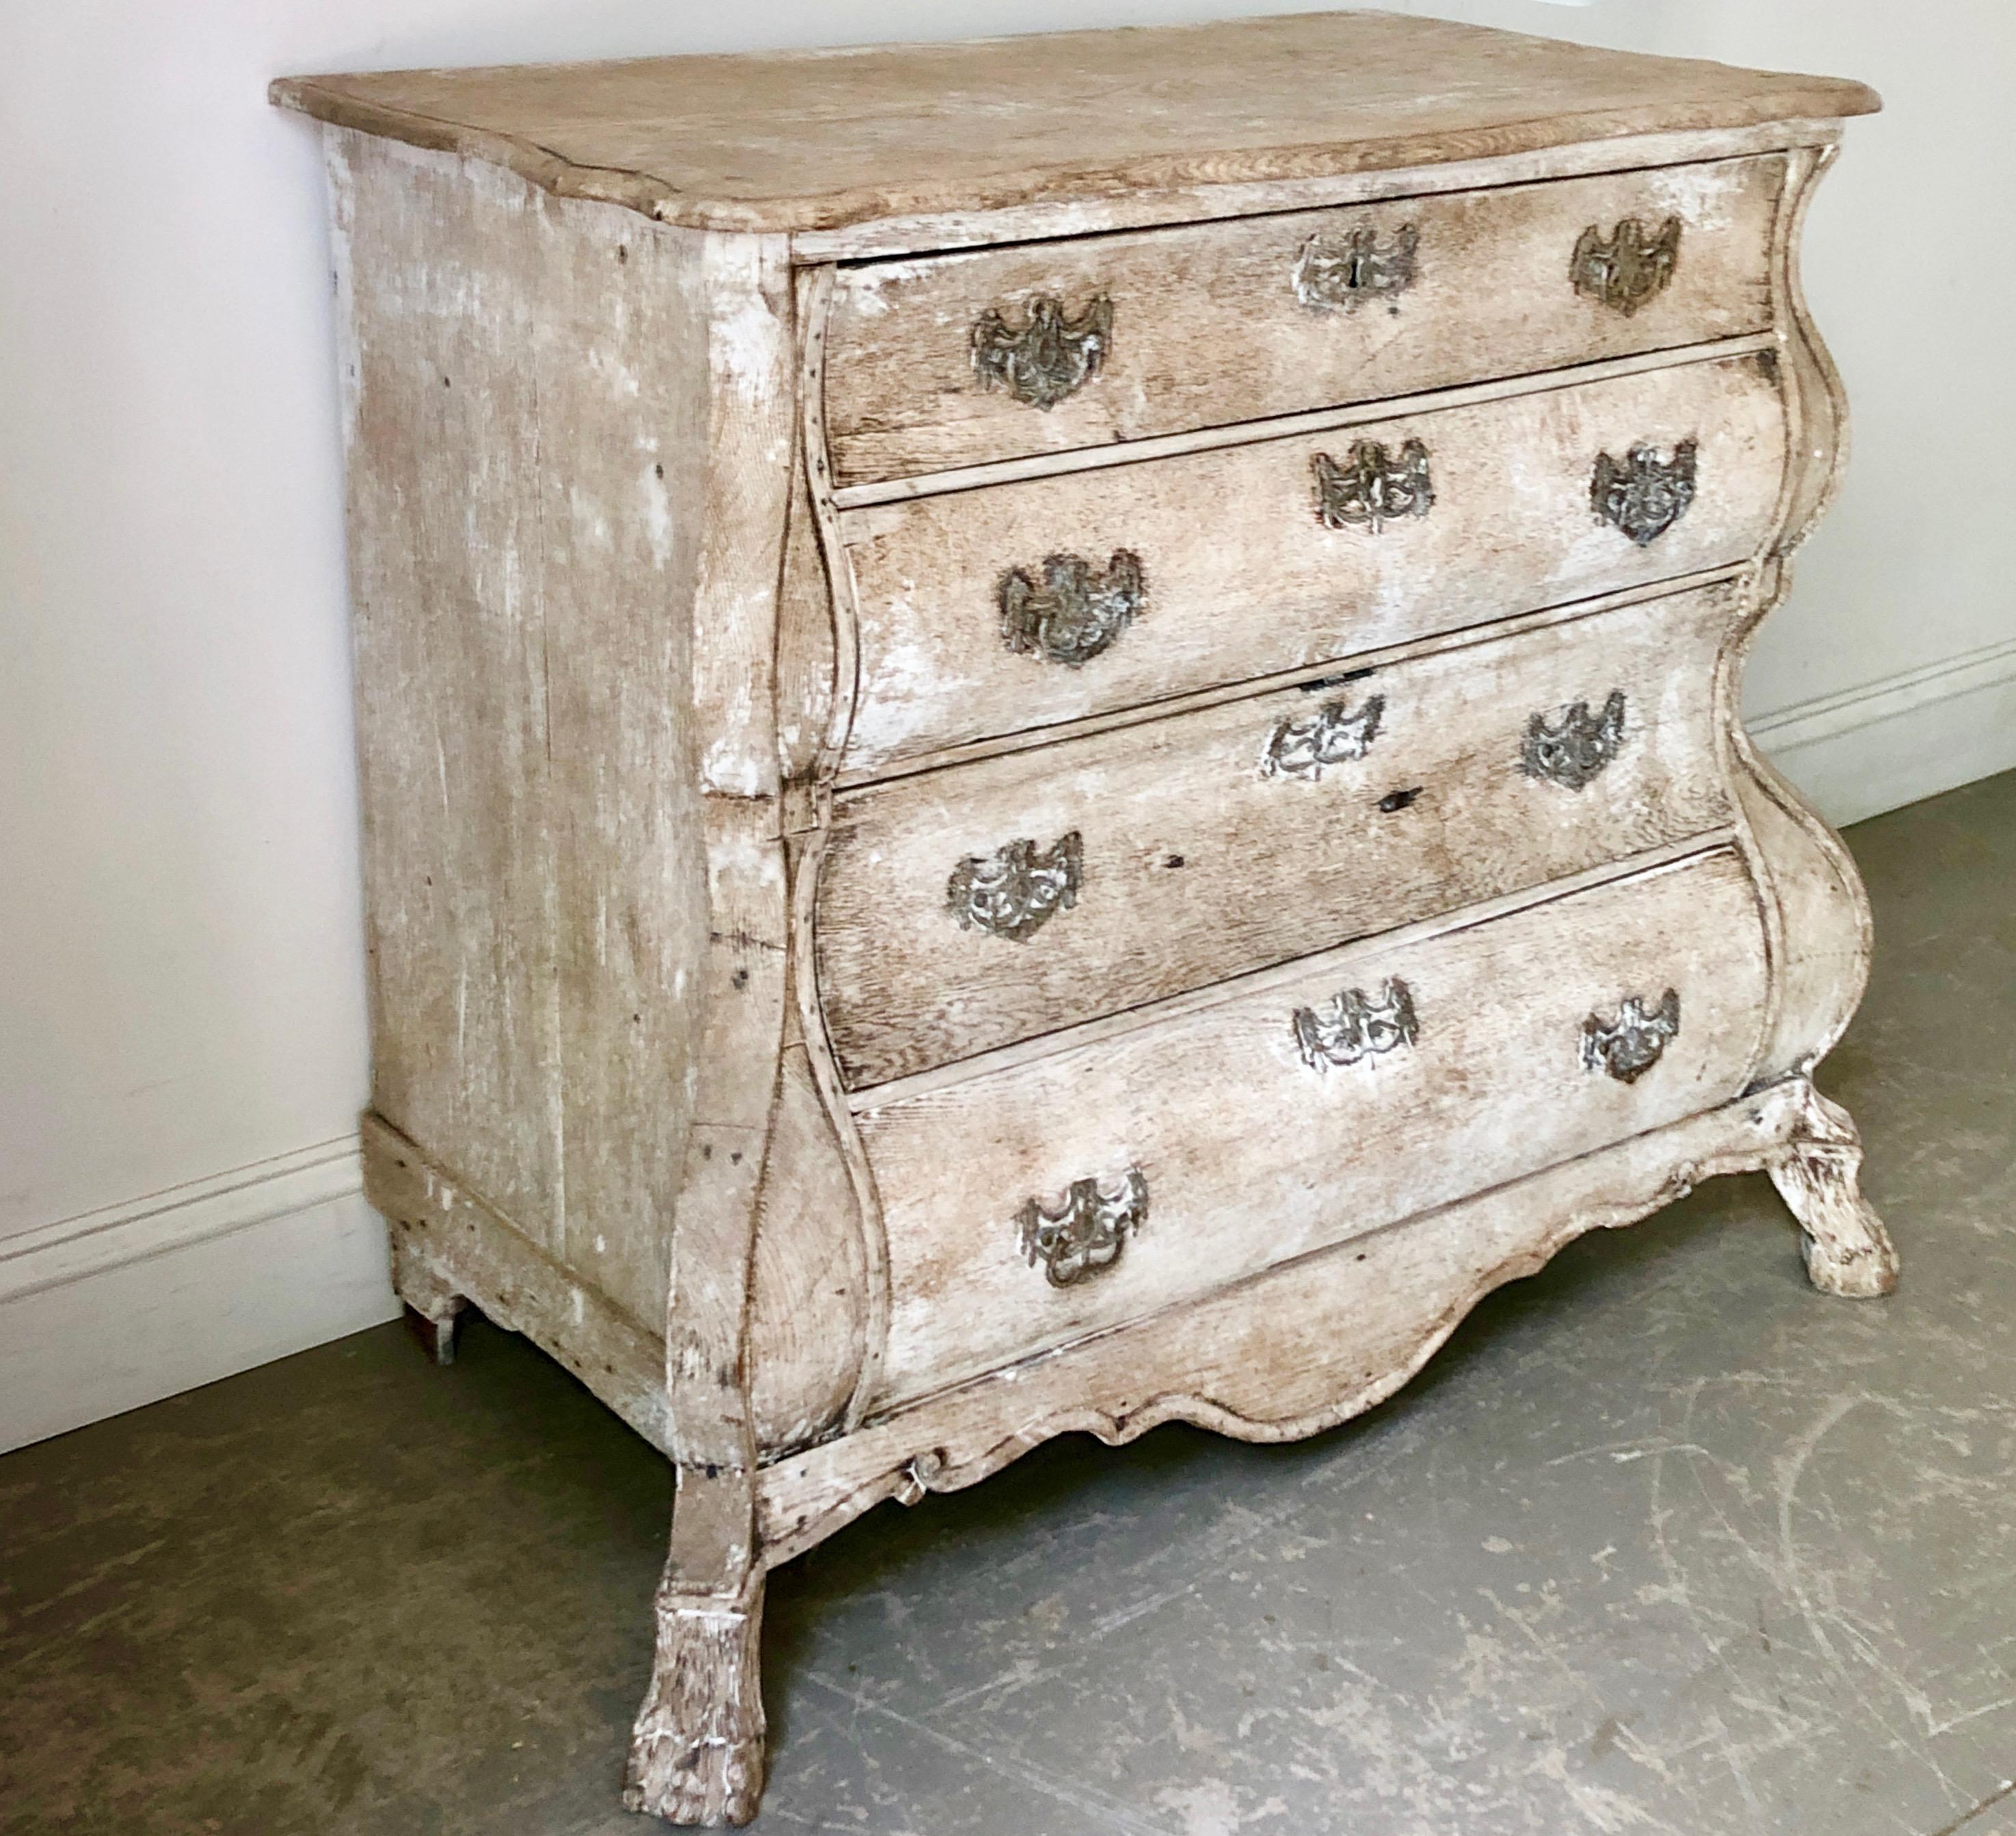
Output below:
[4,1,2013,1450]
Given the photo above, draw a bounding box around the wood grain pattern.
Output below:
[744,1047,868,1455]
[330,134,808,1350]
[820,583,1740,1087]
[826,155,1785,485]
[364,1112,676,1455]
[655,226,795,1473]
[786,819,895,1437]
[856,846,1768,1406]
[539,209,714,1331]
[332,135,568,1249]
[827,336,1773,511]
[366,1041,870,1468]
[838,352,1788,772]
[271,12,1875,235]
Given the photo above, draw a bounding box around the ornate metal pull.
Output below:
[947,831,1082,942]
[1593,440,1697,546]
[1293,977,1418,1072]
[1018,1167,1147,1287]
[1312,440,1433,533]
[1582,989,1680,1084]
[1262,693,1385,781]
[1571,216,1682,315]
[998,550,1144,667]
[1522,690,1627,791]
[1294,224,1419,311]
[970,293,1113,410]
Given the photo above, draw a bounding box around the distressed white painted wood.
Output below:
[819,584,1741,1086]
[825,155,1786,485]
[757,1070,1823,1562]
[285,16,1889,1825]
[861,845,1768,1402]
[836,352,1788,772]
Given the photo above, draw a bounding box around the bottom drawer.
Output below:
[858,845,1768,1408]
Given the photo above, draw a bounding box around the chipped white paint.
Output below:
[1643,155,1747,232]
[706,258,791,399]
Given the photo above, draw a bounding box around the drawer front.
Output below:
[858,846,1768,1407]
[819,582,1738,1089]
[839,351,1785,773]
[825,156,1785,488]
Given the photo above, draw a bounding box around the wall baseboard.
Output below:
[0,1141,397,1454]
[1,642,2011,1455]
[1751,635,2016,829]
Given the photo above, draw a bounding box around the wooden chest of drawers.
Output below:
[275,14,1898,1824]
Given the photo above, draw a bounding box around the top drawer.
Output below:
[823,156,1786,488]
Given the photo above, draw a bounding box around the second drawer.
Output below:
[817,580,1740,1088]
[837,351,1786,772]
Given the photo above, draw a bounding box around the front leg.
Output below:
[627,795,791,1825]
[626,1469,767,1826]
[1768,1080,1899,1298]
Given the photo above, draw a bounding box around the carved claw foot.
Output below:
[1768,1082,1899,1299]
[624,1571,767,1826]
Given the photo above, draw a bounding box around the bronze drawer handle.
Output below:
[1582,989,1681,1083]
[1292,976,1418,1072]
[998,549,1144,666]
[970,292,1113,410]
[1571,215,1682,315]
[1262,691,1385,781]
[1312,439,1433,533]
[1294,223,1419,310]
[947,831,1082,942]
[1593,440,1697,546]
[1018,1167,1147,1287]
[1522,690,1627,790]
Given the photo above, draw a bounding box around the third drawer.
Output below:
[817,578,1743,1089]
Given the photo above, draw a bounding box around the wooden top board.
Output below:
[271,10,1879,236]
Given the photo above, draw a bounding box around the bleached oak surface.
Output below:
[836,353,1788,771]
[271,11,1874,235]
[819,587,1741,1087]
[859,846,1769,1402]
[297,17,1889,1824]
[825,154,1786,485]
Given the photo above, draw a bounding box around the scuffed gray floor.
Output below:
[3,771,2013,1836]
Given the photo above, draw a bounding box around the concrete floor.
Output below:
[4,770,2015,1836]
